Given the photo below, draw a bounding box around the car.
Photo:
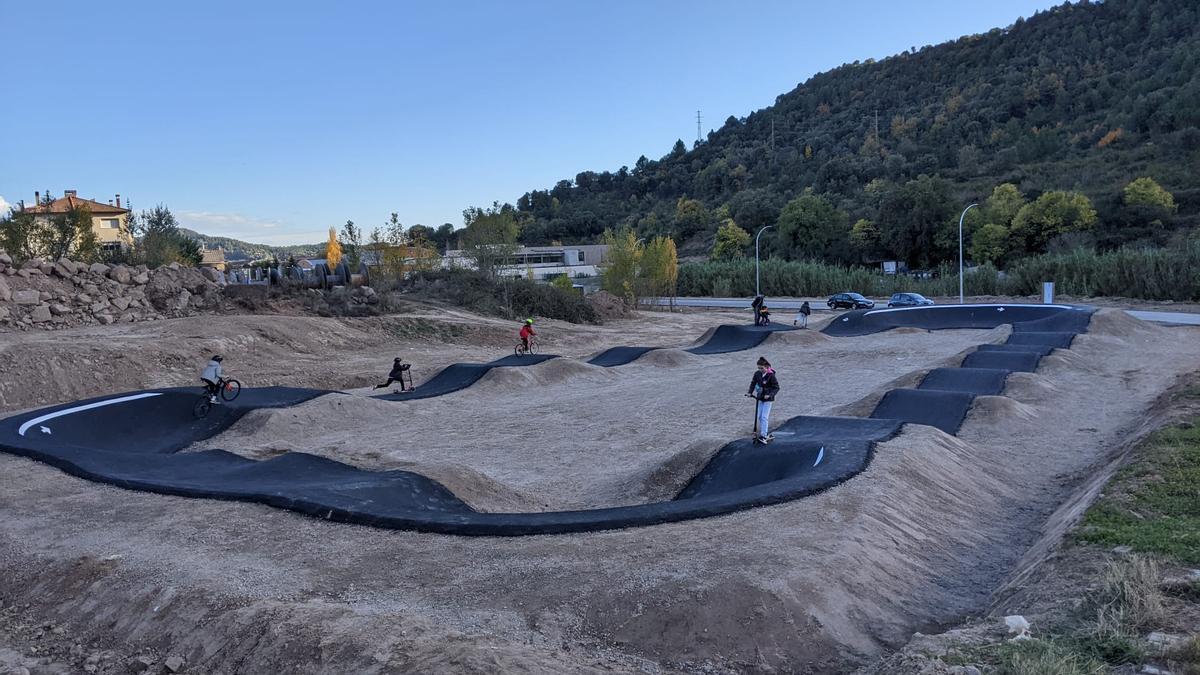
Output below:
[827,292,875,310]
[887,292,935,308]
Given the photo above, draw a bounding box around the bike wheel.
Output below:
[514,344,522,357]
[221,379,242,401]
[528,341,538,355]
[193,397,212,419]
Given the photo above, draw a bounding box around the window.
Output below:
[578,251,585,262]
[101,219,119,229]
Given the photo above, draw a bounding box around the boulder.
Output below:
[0,306,8,321]
[112,297,131,311]
[174,289,192,311]
[200,267,223,283]
[0,251,11,265]
[53,262,73,278]
[49,303,71,316]
[96,313,115,325]
[91,301,111,314]
[30,305,52,322]
[39,291,52,302]
[132,271,149,285]
[89,262,111,276]
[56,257,79,275]
[13,290,40,305]
[22,258,43,271]
[39,263,54,275]
[109,266,132,284]
[0,276,9,302]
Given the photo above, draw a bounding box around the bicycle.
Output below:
[514,337,539,357]
[193,376,243,419]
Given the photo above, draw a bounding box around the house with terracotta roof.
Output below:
[199,247,227,271]
[21,189,132,252]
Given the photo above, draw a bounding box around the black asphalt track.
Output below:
[374,354,558,400]
[822,303,1093,337]
[0,305,1094,535]
[587,323,796,366]
[918,367,1011,396]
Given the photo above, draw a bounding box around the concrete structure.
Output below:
[21,190,132,252]
[442,244,608,280]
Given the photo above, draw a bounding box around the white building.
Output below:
[442,244,609,280]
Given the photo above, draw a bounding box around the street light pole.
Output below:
[958,203,979,305]
[755,225,774,297]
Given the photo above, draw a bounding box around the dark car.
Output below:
[827,292,875,310]
[887,292,935,308]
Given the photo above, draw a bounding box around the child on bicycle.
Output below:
[200,355,224,403]
[519,318,536,353]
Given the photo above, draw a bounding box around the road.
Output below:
[644,297,1200,326]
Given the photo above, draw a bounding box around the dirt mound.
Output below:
[766,329,833,346]
[389,460,548,512]
[630,436,728,503]
[1086,308,1165,338]
[477,358,614,390]
[1001,372,1064,403]
[1039,349,1101,375]
[586,290,632,320]
[965,395,1039,425]
[634,348,703,367]
[890,326,929,334]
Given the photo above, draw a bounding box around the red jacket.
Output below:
[520,325,536,339]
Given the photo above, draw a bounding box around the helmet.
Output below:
[524,318,534,325]
[212,355,224,362]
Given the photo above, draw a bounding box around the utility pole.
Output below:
[696,110,702,145]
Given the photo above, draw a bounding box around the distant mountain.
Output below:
[180,229,322,261]
[513,0,1199,260]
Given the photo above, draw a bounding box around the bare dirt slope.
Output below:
[0,309,1198,674]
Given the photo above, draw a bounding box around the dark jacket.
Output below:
[799,301,811,316]
[388,362,411,379]
[751,295,764,310]
[748,368,780,401]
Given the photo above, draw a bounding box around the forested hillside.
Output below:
[179,229,320,261]
[514,0,1199,266]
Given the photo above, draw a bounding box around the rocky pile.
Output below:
[0,251,226,331]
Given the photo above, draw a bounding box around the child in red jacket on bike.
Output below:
[519,318,536,353]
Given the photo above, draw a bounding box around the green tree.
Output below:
[339,219,362,268]
[600,227,643,304]
[1123,177,1176,212]
[0,208,38,262]
[711,219,750,260]
[137,205,201,267]
[550,273,574,292]
[461,202,521,279]
[983,183,1026,229]
[876,175,957,267]
[640,235,679,305]
[969,222,1010,266]
[673,197,710,238]
[849,218,880,258]
[1010,191,1098,254]
[775,190,849,260]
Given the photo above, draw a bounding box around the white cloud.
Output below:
[0,196,11,213]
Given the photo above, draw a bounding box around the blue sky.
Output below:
[1,1,1059,245]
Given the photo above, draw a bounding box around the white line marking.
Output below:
[18,393,162,437]
[814,446,825,466]
[862,304,1075,317]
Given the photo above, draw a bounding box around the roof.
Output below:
[22,194,129,216]
[200,248,226,264]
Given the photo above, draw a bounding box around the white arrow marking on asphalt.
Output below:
[813,446,825,467]
[39,426,51,435]
[18,393,162,437]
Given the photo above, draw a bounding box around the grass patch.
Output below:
[1166,635,1200,675]
[1076,418,1200,564]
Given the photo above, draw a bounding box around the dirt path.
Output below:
[1,309,1198,673]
